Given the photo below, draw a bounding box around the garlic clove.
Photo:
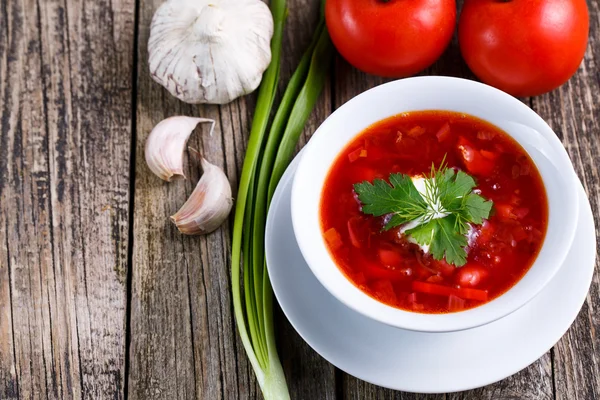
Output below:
[170,149,233,235]
[148,0,274,104]
[145,116,215,181]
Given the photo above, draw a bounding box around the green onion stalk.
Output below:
[230,1,333,398]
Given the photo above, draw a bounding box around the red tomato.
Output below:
[325,0,456,77]
[456,264,489,288]
[458,0,589,97]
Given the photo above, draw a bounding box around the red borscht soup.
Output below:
[320,111,548,313]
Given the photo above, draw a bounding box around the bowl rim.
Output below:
[290,76,579,332]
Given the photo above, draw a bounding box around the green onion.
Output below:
[249,19,326,349]
[230,0,287,393]
[267,23,333,200]
[230,2,334,398]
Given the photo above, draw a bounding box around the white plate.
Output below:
[266,155,596,393]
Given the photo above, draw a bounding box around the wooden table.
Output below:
[1,0,598,398]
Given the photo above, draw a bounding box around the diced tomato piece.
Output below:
[457,137,494,175]
[412,264,433,280]
[371,280,397,304]
[477,130,496,140]
[324,228,343,250]
[478,220,495,242]
[407,125,426,137]
[455,264,488,288]
[348,147,368,163]
[395,136,418,153]
[434,259,456,277]
[347,217,363,248]
[448,294,466,311]
[495,203,514,219]
[406,292,417,305]
[513,207,530,219]
[348,147,363,162]
[480,149,499,161]
[436,122,451,142]
[378,247,403,267]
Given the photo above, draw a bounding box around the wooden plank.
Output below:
[531,1,600,399]
[0,0,135,398]
[0,2,56,398]
[0,1,19,398]
[276,1,337,398]
[129,0,258,398]
[40,0,135,397]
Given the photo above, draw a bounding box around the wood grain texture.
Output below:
[0,2,23,397]
[0,2,57,398]
[0,0,135,398]
[1,0,599,399]
[128,0,258,398]
[531,1,600,399]
[344,379,444,400]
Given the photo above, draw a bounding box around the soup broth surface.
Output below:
[320,111,548,313]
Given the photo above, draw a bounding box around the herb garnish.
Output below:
[353,162,493,266]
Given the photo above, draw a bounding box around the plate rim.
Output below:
[266,154,596,393]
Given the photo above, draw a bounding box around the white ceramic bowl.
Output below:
[291,76,579,332]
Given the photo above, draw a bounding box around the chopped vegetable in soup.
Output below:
[320,111,548,313]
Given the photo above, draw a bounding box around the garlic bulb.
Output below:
[171,149,233,235]
[148,0,274,104]
[145,116,215,181]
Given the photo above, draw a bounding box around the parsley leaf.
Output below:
[421,216,469,266]
[354,174,427,227]
[353,160,493,267]
[439,170,476,206]
[461,193,493,224]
